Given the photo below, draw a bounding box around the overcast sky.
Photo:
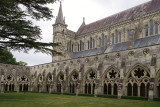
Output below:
[12,0,151,66]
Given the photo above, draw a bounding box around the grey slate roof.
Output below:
[134,35,160,48]
[69,35,160,58]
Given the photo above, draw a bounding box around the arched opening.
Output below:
[70,84,72,93]
[158,84,160,98]
[146,83,149,97]
[113,84,117,95]
[104,83,107,94]
[93,83,95,94]
[108,83,111,95]
[37,84,40,92]
[133,83,138,96]
[85,84,87,94]
[57,84,61,92]
[88,83,91,94]
[5,84,8,91]
[46,84,49,92]
[12,84,14,91]
[23,84,26,91]
[72,84,75,93]
[9,84,12,91]
[20,84,22,91]
[127,83,132,96]
[140,83,145,97]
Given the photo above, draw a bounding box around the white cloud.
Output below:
[12,0,151,66]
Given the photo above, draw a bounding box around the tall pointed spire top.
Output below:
[55,2,65,24]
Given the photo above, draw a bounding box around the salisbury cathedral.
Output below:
[1,0,160,101]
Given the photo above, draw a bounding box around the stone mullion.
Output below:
[145,85,147,97]
[138,86,140,97]
[111,85,114,95]
[132,86,133,96]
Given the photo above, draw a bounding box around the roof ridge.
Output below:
[85,1,151,27]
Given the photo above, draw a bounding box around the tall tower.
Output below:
[52,2,68,62]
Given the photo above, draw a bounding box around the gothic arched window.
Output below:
[155,23,159,35]
[99,38,102,47]
[112,34,114,44]
[145,25,148,36]
[93,39,95,48]
[150,20,153,35]
[78,44,80,52]
[115,30,118,43]
[72,44,74,52]
[90,37,92,49]
[105,36,107,45]
[102,34,104,47]
[119,32,121,43]
[88,41,90,49]
[127,30,130,40]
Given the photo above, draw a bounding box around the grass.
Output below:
[0,92,160,107]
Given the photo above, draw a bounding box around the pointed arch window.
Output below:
[115,30,118,43]
[72,44,74,52]
[90,37,92,49]
[119,32,121,43]
[112,34,114,45]
[155,23,159,35]
[150,20,153,35]
[145,25,149,36]
[99,38,102,47]
[105,36,107,45]
[93,39,95,48]
[127,30,130,41]
[102,34,104,47]
[78,44,80,52]
[88,41,90,49]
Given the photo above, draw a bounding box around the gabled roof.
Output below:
[76,0,160,35]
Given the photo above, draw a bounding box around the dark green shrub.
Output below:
[154,98,160,101]
[121,96,148,101]
[97,94,117,99]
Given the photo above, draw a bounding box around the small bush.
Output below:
[121,96,148,101]
[97,94,117,99]
[63,93,76,96]
[79,94,94,97]
[154,98,160,101]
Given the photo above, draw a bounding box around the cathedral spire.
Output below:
[55,2,65,24]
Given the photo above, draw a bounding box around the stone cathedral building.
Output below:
[1,0,160,101]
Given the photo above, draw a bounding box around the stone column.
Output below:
[111,85,114,95]
[148,78,155,101]
[16,84,19,93]
[61,82,64,95]
[76,83,80,96]
[118,79,123,99]
[94,83,98,97]
[138,86,140,97]
[1,83,4,93]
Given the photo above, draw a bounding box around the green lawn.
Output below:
[0,92,160,107]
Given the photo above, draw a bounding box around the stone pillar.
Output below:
[111,85,114,95]
[118,79,123,99]
[148,78,155,101]
[76,82,80,96]
[16,84,19,93]
[1,83,4,93]
[138,86,140,97]
[94,83,98,97]
[61,82,64,95]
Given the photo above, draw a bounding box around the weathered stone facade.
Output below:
[1,0,160,101]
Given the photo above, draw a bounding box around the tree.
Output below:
[0,49,27,66]
[17,61,28,66]
[0,0,61,55]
